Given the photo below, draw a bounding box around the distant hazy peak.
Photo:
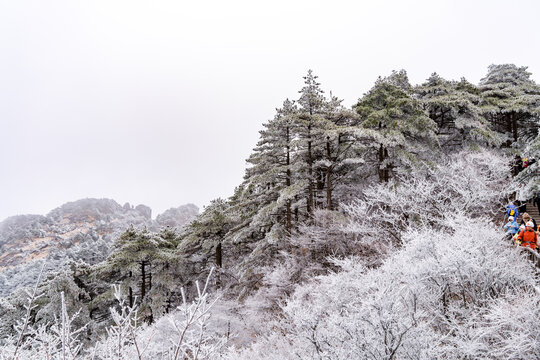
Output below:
[155,203,199,228]
[0,214,49,232]
[0,198,199,296]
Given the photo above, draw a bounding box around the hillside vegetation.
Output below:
[1,64,540,359]
[0,200,198,297]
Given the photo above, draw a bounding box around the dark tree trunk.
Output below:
[307,122,313,215]
[513,155,522,176]
[512,111,518,142]
[378,143,385,183]
[216,242,222,268]
[286,126,292,233]
[216,241,223,288]
[140,260,146,299]
[165,293,172,314]
[506,113,513,147]
[377,121,389,183]
[384,147,390,182]
[128,271,133,307]
[326,137,333,210]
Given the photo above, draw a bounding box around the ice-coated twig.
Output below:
[12,262,45,360]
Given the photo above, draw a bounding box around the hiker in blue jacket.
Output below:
[504,216,519,239]
[506,203,519,220]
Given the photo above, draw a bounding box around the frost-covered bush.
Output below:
[244,150,511,319]
[90,269,227,359]
[343,150,510,246]
[227,217,539,359]
[0,268,86,360]
[0,269,226,360]
[225,149,540,359]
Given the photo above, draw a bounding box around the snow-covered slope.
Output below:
[0,199,198,296]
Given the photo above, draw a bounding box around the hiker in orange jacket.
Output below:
[517,221,539,250]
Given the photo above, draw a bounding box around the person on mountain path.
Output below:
[520,213,537,232]
[516,221,539,250]
[522,157,536,169]
[506,203,519,220]
[504,216,519,240]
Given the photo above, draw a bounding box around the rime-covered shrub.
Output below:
[227,217,539,359]
[224,149,540,359]
[343,150,510,246]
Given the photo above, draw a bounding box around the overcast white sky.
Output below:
[0,0,539,221]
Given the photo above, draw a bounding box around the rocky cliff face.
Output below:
[0,198,198,296]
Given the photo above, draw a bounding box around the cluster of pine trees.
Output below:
[1,64,539,348]
[190,64,539,297]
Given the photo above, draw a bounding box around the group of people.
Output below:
[504,156,540,251]
[504,204,539,251]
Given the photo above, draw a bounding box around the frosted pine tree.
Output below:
[479,64,540,149]
[177,198,233,291]
[143,226,182,316]
[296,70,328,214]
[355,70,438,182]
[236,99,300,236]
[414,73,501,151]
[34,265,93,337]
[106,226,177,323]
[293,70,361,211]
[315,93,362,209]
[217,100,303,298]
[510,67,540,198]
[231,73,349,244]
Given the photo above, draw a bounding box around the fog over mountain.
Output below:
[1,1,539,223]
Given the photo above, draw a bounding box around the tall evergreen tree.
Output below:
[238,99,301,234]
[415,73,501,151]
[479,64,540,149]
[297,70,328,214]
[106,226,177,322]
[230,71,354,247]
[145,226,181,316]
[316,93,360,209]
[221,72,351,296]
[355,70,438,182]
[178,198,233,283]
[223,98,303,263]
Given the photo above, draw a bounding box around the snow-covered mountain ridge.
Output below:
[0,198,198,296]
